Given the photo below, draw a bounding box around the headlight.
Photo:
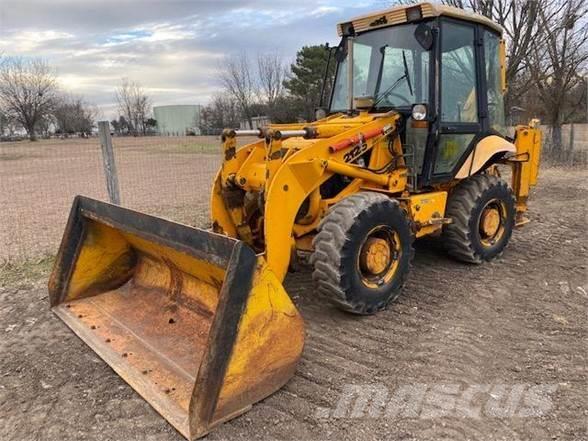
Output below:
[412,104,428,121]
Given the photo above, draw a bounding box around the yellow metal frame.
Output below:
[212,112,409,281]
[337,2,503,36]
[500,39,508,93]
[504,123,543,225]
[212,110,454,281]
[404,191,449,238]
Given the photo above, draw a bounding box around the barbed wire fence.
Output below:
[0,123,257,263]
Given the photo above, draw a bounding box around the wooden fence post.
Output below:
[98,121,121,205]
[568,123,575,166]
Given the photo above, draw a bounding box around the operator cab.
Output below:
[329,3,507,187]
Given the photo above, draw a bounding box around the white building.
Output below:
[153,105,202,136]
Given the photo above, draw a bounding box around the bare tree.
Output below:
[257,52,287,108]
[441,0,544,114]
[219,54,257,129]
[116,78,135,133]
[527,0,588,150]
[135,93,151,135]
[0,110,22,138]
[200,92,241,132]
[0,110,9,137]
[115,78,152,135]
[0,57,58,141]
[0,113,22,137]
[54,94,98,136]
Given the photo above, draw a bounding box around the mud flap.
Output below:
[48,196,304,439]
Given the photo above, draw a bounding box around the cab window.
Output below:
[440,22,477,123]
[484,30,506,133]
[330,23,430,112]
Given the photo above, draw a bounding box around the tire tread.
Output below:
[311,192,413,314]
[443,174,515,264]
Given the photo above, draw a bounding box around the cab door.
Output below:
[429,19,487,182]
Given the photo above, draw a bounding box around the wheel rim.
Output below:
[478,198,507,247]
[357,226,401,288]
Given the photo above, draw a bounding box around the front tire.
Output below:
[443,174,516,263]
[310,192,413,315]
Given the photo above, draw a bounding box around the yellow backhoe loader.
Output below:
[49,3,542,439]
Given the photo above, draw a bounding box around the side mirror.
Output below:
[414,23,433,51]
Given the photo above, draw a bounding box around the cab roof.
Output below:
[337,2,503,36]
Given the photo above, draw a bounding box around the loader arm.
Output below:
[211,113,405,281]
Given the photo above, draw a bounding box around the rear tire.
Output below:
[443,174,515,264]
[310,192,413,315]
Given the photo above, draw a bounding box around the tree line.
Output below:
[1,0,585,153]
[0,57,99,140]
[201,45,335,131]
[207,0,587,154]
[0,56,155,140]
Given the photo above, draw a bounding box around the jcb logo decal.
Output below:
[343,142,368,162]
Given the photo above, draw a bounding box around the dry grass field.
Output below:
[0,136,586,441]
[0,136,257,261]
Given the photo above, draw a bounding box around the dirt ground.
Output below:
[1,160,587,440]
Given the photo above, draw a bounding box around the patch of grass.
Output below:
[170,141,220,154]
[142,141,221,155]
[0,254,55,289]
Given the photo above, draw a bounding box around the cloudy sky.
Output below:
[0,0,390,117]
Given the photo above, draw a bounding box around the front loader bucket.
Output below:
[48,196,304,439]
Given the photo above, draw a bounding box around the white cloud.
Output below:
[0,30,74,52]
[0,0,383,116]
[141,24,195,42]
[310,6,342,17]
[103,24,196,46]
